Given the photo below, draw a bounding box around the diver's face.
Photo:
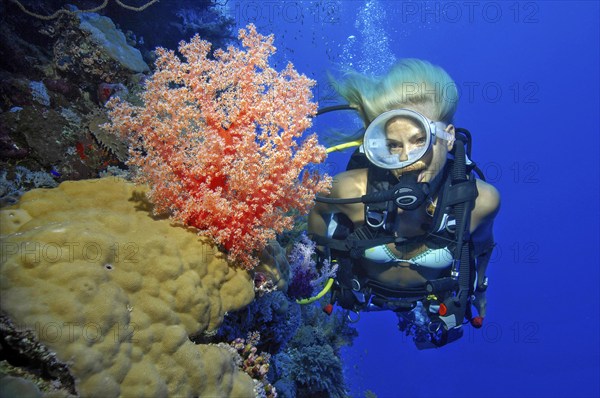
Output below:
[385,116,454,182]
[384,117,427,162]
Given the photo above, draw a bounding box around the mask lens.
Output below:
[388,127,428,156]
[364,109,435,170]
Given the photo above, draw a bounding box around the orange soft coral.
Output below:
[104,24,331,269]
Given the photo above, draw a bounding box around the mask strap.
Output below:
[432,122,454,143]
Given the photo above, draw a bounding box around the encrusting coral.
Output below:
[103,24,332,270]
[228,332,277,398]
[0,177,258,397]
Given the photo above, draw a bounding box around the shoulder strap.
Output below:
[365,166,398,231]
[346,147,369,170]
[439,137,479,328]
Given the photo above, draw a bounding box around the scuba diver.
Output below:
[306,59,500,349]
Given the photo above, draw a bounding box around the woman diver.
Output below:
[307,59,500,348]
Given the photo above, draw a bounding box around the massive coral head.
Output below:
[104,24,331,269]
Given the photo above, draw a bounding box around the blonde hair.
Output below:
[332,59,458,125]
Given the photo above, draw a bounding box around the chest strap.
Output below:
[311,226,395,258]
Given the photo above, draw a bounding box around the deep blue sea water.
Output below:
[1,1,597,397]
[222,1,600,397]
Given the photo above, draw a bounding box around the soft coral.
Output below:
[104,24,331,269]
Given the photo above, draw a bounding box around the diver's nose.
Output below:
[399,143,420,161]
[398,149,408,161]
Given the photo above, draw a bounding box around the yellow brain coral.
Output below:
[0,177,256,397]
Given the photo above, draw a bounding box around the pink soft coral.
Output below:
[104,24,331,269]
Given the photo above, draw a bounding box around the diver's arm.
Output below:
[470,179,500,238]
[307,173,344,238]
[469,180,501,317]
[308,169,368,239]
[308,201,333,239]
[471,180,500,275]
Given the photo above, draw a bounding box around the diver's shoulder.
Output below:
[475,179,501,217]
[336,168,368,179]
[330,168,368,198]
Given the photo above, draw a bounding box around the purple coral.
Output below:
[287,233,337,300]
[287,267,318,300]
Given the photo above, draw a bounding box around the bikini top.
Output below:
[363,244,453,269]
[362,200,458,269]
[326,209,457,270]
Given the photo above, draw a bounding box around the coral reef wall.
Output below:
[0,4,353,397]
[0,177,256,397]
[0,0,237,203]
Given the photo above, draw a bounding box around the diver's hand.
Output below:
[473,290,487,318]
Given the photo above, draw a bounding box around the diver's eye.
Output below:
[387,142,402,153]
[415,137,427,146]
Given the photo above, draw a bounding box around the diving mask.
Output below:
[363,109,454,170]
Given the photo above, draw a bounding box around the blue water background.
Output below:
[222,1,599,397]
